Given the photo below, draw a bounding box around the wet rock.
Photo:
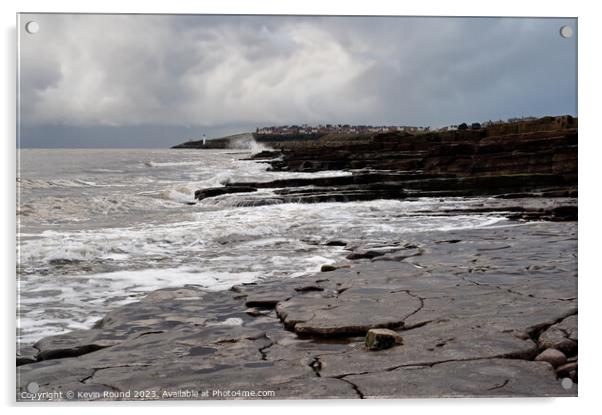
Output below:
[235,280,298,309]
[507,205,578,222]
[244,298,279,308]
[346,251,385,260]
[325,240,347,246]
[276,288,422,337]
[194,186,257,201]
[550,205,578,221]
[535,348,567,368]
[228,172,442,190]
[245,308,263,317]
[48,258,82,266]
[17,344,38,366]
[262,118,577,194]
[294,284,324,293]
[538,315,578,355]
[276,186,407,204]
[143,288,204,302]
[318,264,351,273]
[365,329,403,351]
[34,331,119,361]
[249,150,281,159]
[556,361,578,378]
[220,174,576,211]
[318,320,539,378]
[371,248,423,262]
[345,359,575,398]
[551,314,578,342]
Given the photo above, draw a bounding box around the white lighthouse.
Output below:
[202,134,206,146]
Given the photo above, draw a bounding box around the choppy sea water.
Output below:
[17,148,506,343]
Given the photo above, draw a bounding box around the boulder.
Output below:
[538,324,577,355]
[365,328,403,351]
[534,348,567,368]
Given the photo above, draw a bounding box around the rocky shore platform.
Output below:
[17,210,577,400]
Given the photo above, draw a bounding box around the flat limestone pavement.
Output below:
[17,221,577,400]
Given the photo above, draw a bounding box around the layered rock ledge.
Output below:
[263,116,577,179]
[191,117,577,206]
[17,220,577,400]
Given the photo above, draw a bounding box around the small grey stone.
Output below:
[365,328,403,351]
[245,308,263,317]
[535,348,567,368]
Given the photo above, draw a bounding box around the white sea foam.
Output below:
[144,160,206,168]
[17,267,261,343]
[20,200,506,273]
[17,178,99,188]
[208,318,244,326]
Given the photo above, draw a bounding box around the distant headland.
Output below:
[171,115,576,150]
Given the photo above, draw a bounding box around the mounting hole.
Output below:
[25,21,39,34]
[26,382,39,393]
[561,377,573,390]
[559,25,573,39]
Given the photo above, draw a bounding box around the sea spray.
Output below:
[227,134,274,154]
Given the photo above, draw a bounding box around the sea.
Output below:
[16,147,506,343]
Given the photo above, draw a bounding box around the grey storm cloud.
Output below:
[18,14,576,147]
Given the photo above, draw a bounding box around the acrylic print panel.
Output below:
[16,13,577,401]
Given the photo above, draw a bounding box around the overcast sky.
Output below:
[19,14,577,148]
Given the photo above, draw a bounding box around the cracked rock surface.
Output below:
[17,221,577,400]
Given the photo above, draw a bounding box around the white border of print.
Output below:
[1,0,599,414]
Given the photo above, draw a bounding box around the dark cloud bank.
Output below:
[18,14,577,148]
